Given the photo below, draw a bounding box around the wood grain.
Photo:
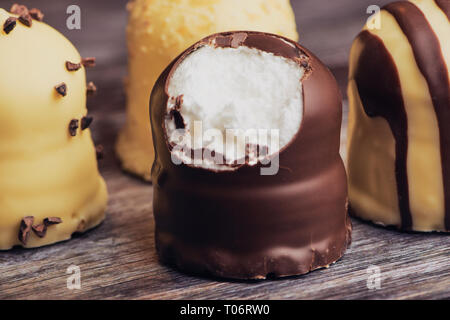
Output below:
[0,0,448,300]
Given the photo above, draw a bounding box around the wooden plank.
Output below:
[0,0,449,300]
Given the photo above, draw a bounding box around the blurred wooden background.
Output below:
[0,0,448,300]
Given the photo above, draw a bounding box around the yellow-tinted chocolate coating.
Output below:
[347,0,450,232]
[0,8,108,249]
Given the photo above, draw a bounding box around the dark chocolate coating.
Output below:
[150,31,351,279]
[435,0,450,19]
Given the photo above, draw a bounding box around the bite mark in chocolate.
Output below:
[18,13,32,27]
[69,119,79,137]
[55,83,67,97]
[81,116,93,130]
[18,216,34,245]
[81,57,96,68]
[3,17,17,34]
[29,8,44,22]
[66,61,81,71]
[86,81,97,96]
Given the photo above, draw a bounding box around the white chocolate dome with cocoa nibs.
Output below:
[116,0,299,181]
[0,7,108,250]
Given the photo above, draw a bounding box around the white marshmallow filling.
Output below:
[165,44,305,171]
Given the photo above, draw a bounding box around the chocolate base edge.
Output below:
[156,221,352,280]
[150,31,351,279]
[348,204,449,233]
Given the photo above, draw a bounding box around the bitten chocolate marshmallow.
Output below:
[150,31,351,279]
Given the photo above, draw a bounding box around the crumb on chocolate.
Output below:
[69,119,79,137]
[55,83,67,97]
[214,33,247,49]
[174,95,183,110]
[66,61,81,71]
[3,17,17,34]
[18,216,34,245]
[230,32,248,48]
[81,116,93,130]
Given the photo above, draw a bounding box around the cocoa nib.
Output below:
[32,224,47,238]
[55,83,67,97]
[29,8,44,22]
[44,217,62,226]
[81,57,96,68]
[66,61,81,71]
[69,119,79,136]
[86,81,97,96]
[18,216,34,245]
[3,17,17,34]
[18,13,32,27]
[10,4,28,16]
[32,217,62,238]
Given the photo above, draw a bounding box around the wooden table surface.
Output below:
[0,0,448,300]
